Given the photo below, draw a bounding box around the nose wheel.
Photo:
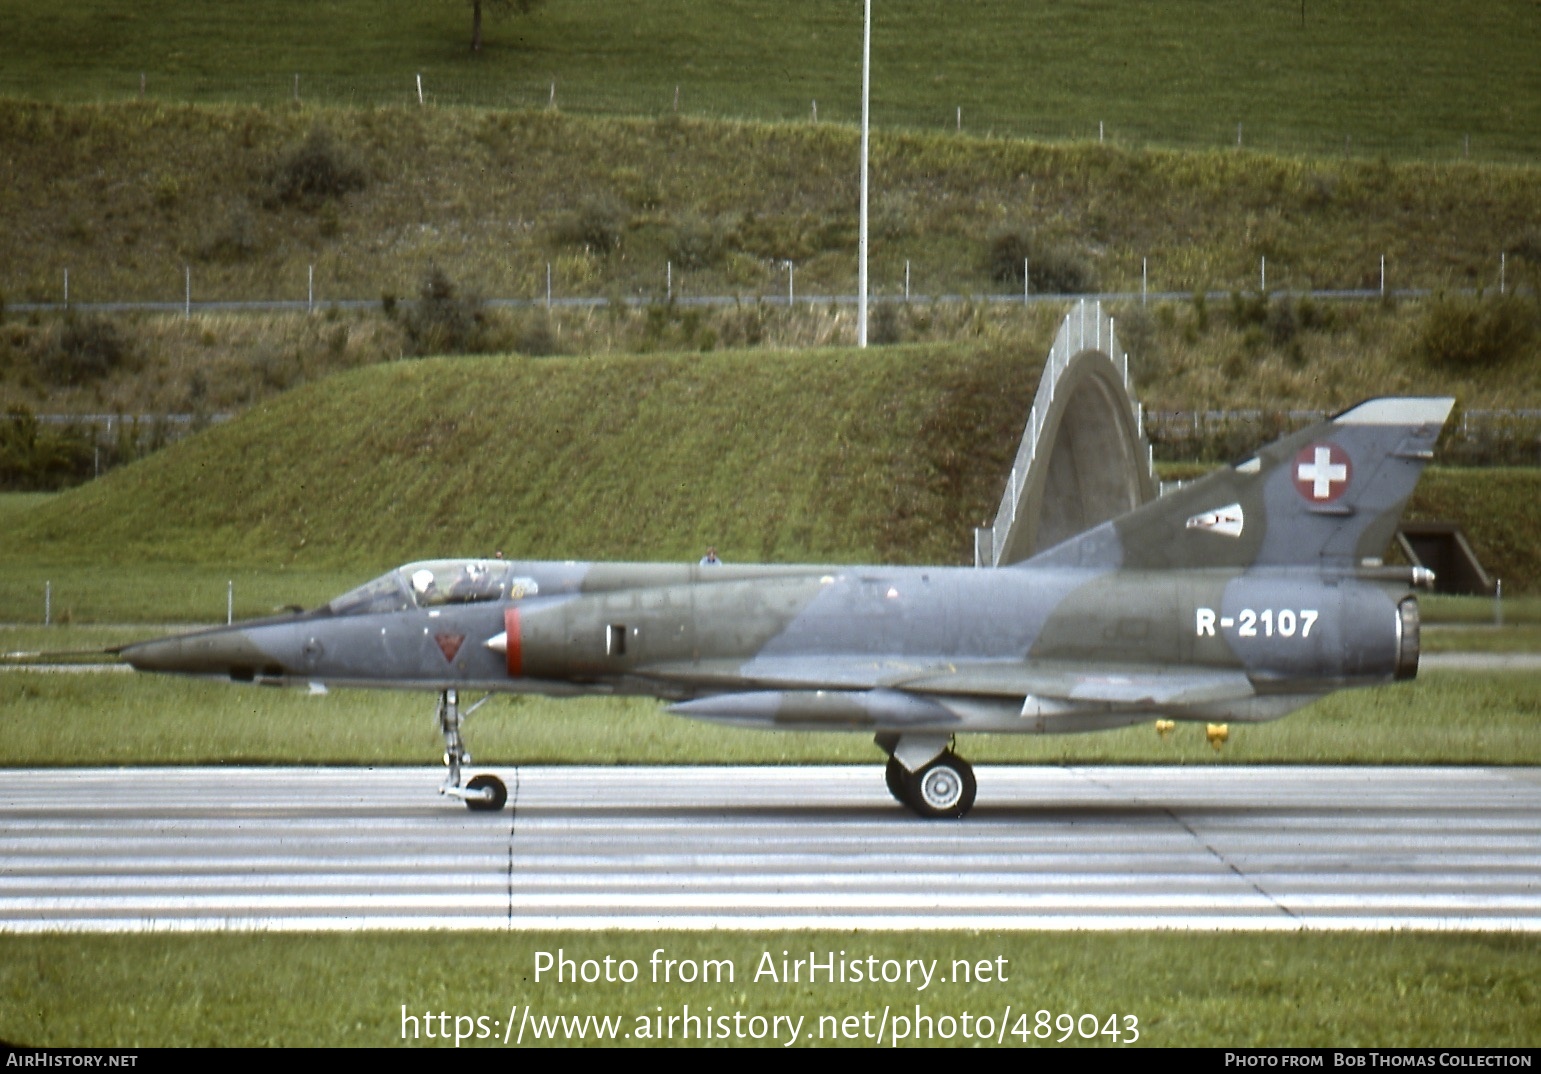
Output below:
[436,689,506,812]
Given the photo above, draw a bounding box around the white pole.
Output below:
[1142,257,1148,305]
[1099,120,1104,143]
[45,581,51,627]
[1261,256,1266,292]
[546,263,552,308]
[667,261,672,302]
[905,259,910,302]
[308,264,314,311]
[956,106,961,132]
[1380,254,1386,296]
[63,268,69,307]
[1501,252,1506,294]
[416,74,424,106]
[1023,259,1029,305]
[857,0,870,349]
[812,100,817,123]
[184,265,190,319]
[786,262,794,306]
[227,580,233,625]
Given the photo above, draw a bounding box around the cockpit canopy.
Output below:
[326,560,537,617]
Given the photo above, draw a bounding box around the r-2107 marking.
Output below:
[1195,608,1318,638]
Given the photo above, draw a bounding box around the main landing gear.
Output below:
[436,689,507,812]
[876,733,977,820]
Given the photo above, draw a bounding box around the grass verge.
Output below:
[1,931,1535,1047]
[0,670,1536,767]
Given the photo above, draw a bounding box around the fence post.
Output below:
[1495,579,1503,627]
[666,261,672,302]
[546,263,552,308]
[1142,257,1148,305]
[904,260,910,302]
[184,265,191,320]
[1380,255,1386,297]
[416,74,424,106]
[227,580,234,625]
[45,581,51,627]
[308,264,314,312]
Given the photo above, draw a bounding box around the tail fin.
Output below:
[1026,397,1455,572]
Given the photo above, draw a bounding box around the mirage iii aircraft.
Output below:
[122,397,1454,818]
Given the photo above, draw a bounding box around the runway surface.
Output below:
[3,765,1539,932]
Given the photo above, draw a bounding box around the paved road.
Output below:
[3,766,1538,932]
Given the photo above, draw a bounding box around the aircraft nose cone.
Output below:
[120,627,273,679]
[119,635,191,673]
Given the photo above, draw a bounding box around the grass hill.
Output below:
[4,344,1035,571]
[4,100,1538,312]
[1,98,1538,425]
[5,344,1539,600]
[3,1,1539,161]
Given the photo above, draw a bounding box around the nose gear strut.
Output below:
[436,689,507,811]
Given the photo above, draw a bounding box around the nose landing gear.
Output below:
[436,689,507,811]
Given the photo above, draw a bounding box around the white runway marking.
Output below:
[2,766,1538,932]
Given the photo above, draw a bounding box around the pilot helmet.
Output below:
[411,569,435,594]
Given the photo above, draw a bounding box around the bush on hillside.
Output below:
[668,214,726,270]
[38,315,135,386]
[266,126,366,210]
[986,230,1095,294]
[402,267,487,356]
[1415,292,1536,371]
[552,197,625,254]
[869,301,903,345]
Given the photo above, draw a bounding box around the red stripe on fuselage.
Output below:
[504,606,523,677]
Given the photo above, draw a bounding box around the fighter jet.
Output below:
[121,397,1454,818]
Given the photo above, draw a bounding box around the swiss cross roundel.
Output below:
[1293,442,1352,502]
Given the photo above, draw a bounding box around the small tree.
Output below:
[463,0,543,53]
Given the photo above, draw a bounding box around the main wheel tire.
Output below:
[884,756,912,807]
[465,773,508,812]
[907,752,976,820]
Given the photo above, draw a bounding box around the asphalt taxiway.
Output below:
[2,765,1538,932]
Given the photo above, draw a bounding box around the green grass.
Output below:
[4,350,1540,598]
[1423,625,1541,653]
[3,98,1539,433]
[2,1,1539,162]
[1,670,1535,767]
[1423,594,1541,624]
[1,931,1535,1047]
[4,99,1539,312]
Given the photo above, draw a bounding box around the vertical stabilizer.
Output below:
[1025,397,1455,572]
